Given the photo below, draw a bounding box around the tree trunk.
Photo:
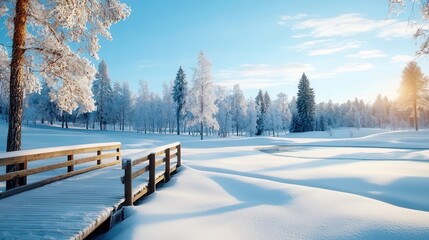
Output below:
[6,0,29,190]
[200,121,203,140]
[414,97,418,131]
[85,113,89,130]
[176,110,180,135]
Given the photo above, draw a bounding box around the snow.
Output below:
[1,123,428,239]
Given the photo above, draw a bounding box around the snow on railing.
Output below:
[0,142,121,199]
[121,142,181,206]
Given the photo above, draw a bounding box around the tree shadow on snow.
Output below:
[135,172,291,225]
[190,165,429,212]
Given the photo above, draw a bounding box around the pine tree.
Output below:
[255,89,265,135]
[397,61,429,131]
[172,67,188,135]
[296,73,316,132]
[289,113,301,133]
[263,91,273,135]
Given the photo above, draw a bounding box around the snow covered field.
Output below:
[1,123,428,239]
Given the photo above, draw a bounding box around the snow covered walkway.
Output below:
[0,164,125,239]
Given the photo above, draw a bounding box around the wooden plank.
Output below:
[170,164,177,174]
[0,152,119,182]
[0,142,121,166]
[131,156,149,167]
[131,165,150,180]
[0,161,119,199]
[133,185,148,203]
[155,158,164,167]
[155,173,165,185]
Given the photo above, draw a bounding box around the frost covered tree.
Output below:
[325,100,337,128]
[214,86,232,138]
[134,81,151,133]
[246,98,258,136]
[296,73,316,132]
[111,81,122,130]
[230,84,247,136]
[188,51,218,140]
[172,67,187,135]
[373,94,389,128]
[275,93,291,132]
[1,1,129,155]
[37,81,57,125]
[0,47,10,117]
[163,81,175,134]
[397,61,429,131]
[93,61,113,130]
[389,0,429,55]
[120,81,133,131]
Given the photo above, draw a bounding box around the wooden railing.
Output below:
[121,142,181,206]
[0,142,121,199]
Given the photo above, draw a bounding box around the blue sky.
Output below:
[2,0,429,103]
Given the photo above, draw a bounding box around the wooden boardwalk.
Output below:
[0,142,181,239]
[0,164,125,239]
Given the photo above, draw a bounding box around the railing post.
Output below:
[67,154,74,172]
[124,160,133,206]
[148,153,156,194]
[116,147,120,161]
[97,150,101,165]
[164,148,170,182]
[177,144,181,168]
[5,161,27,190]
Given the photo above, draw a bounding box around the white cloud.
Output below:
[297,39,361,56]
[310,63,375,80]
[391,55,415,63]
[348,50,386,59]
[335,63,374,73]
[278,14,308,25]
[296,39,330,49]
[292,34,307,39]
[293,13,414,40]
[215,63,313,89]
[295,14,390,37]
[308,41,361,56]
[377,21,415,39]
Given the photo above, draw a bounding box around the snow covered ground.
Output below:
[1,123,428,239]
